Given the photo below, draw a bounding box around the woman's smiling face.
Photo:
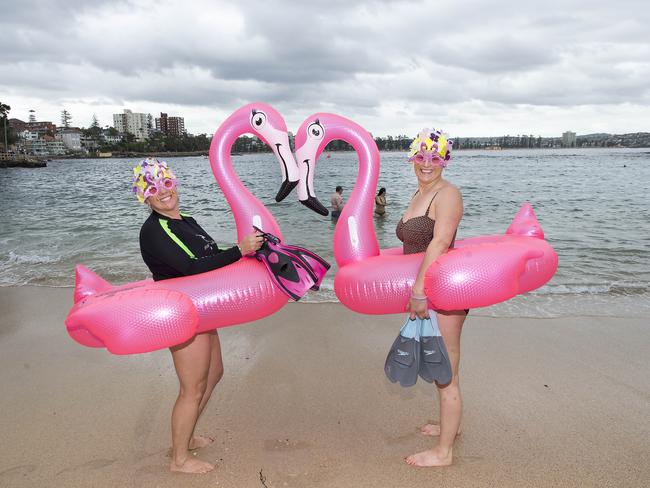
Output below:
[147,187,179,213]
[413,155,444,184]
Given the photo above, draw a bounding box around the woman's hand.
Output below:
[407,296,430,320]
[407,284,430,320]
[238,232,264,255]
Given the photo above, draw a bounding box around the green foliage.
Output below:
[0,101,10,118]
[321,135,412,152]
[0,101,16,148]
[61,109,72,128]
[83,114,102,138]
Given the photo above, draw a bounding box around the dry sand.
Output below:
[0,286,648,487]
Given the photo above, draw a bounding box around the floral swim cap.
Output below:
[408,128,453,167]
[132,158,177,203]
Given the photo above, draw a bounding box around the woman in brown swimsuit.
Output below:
[398,129,466,467]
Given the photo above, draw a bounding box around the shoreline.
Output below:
[11,145,650,162]
[1,285,648,487]
[1,283,647,321]
[0,154,47,167]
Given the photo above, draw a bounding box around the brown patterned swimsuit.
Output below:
[396,191,467,313]
[396,191,455,253]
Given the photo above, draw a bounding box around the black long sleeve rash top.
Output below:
[139,210,242,281]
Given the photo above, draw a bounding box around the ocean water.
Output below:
[1,148,648,318]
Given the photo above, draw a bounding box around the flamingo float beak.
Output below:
[295,155,329,216]
[258,130,299,202]
[296,156,329,216]
[300,195,329,216]
[276,179,299,202]
[294,116,331,216]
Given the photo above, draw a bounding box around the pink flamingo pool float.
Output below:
[65,103,300,354]
[294,113,558,314]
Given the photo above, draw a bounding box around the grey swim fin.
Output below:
[384,317,421,387]
[418,314,452,385]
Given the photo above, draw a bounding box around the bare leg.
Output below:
[197,331,224,415]
[419,423,461,437]
[406,310,466,467]
[189,331,224,450]
[169,333,214,474]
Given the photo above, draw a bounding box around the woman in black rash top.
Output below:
[133,159,263,475]
[140,210,244,281]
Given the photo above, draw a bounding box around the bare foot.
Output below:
[170,457,215,474]
[419,423,462,437]
[189,435,214,450]
[405,447,452,467]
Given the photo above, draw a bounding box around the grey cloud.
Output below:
[0,0,119,24]
[1,0,649,131]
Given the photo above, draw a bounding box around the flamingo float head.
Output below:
[294,116,332,215]
[213,102,300,202]
[248,103,300,201]
[295,113,380,266]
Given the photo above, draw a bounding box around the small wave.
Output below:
[535,282,648,296]
[6,251,62,265]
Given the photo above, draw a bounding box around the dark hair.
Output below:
[377,187,386,196]
[336,186,343,192]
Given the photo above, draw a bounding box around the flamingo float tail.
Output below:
[506,202,545,239]
[425,203,558,309]
[66,285,199,354]
[73,264,113,304]
[67,265,200,353]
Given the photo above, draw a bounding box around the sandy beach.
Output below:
[0,286,648,487]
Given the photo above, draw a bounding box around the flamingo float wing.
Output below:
[66,288,199,355]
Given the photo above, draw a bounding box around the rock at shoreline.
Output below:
[0,159,47,168]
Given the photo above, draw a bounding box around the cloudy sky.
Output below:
[2,0,649,137]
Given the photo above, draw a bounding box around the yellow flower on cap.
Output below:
[131,158,177,203]
[408,128,453,167]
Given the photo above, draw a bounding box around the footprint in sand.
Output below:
[264,438,310,451]
[0,464,37,479]
[56,458,116,475]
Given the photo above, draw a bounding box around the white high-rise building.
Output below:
[562,131,577,148]
[56,129,83,151]
[113,109,152,141]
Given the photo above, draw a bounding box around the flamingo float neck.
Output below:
[295,113,380,266]
[209,103,299,241]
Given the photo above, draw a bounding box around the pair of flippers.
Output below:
[384,313,452,387]
[253,226,330,301]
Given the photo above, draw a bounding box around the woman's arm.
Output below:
[408,186,463,318]
[148,235,242,276]
[141,222,243,278]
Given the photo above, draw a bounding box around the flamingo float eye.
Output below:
[250,110,267,129]
[307,121,324,140]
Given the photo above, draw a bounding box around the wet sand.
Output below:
[0,286,648,487]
